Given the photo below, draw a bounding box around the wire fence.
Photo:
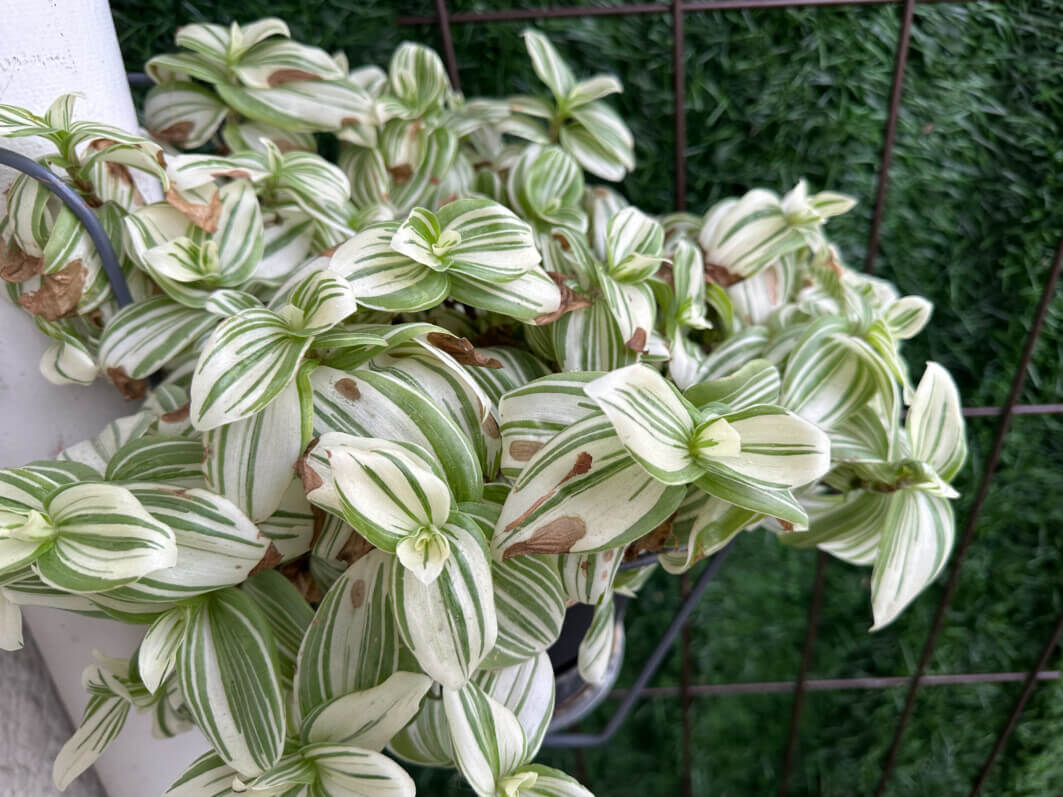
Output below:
[395,1,1063,794]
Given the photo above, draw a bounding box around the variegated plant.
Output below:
[0,18,966,797]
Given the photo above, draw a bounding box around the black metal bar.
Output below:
[963,404,1063,417]
[397,0,992,26]
[874,231,1063,795]
[969,607,1063,796]
[680,571,693,797]
[865,0,915,275]
[0,146,132,308]
[434,0,462,93]
[544,542,733,747]
[672,0,687,211]
[779,551,828,796]
[609,670,1063,698]
[127,72,152,89]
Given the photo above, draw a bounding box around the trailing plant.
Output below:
[0,19,966,797]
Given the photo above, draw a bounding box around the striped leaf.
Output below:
[38,332,98,387]
[671,238,711,330]
[215,79,375,133]
[241,570,314,690]
[584,365,702,485]
[660,491,759,574]
[523,30,575,102]
[561,103,634,182]
[541,301,637,372]
[53,692,131,791]
[138,607,187,692]
[295,550,400,718]
[165,751,242,797]
[698,189,807,279]
[694,326,769,382]
[310,367,483,502]
[907,362,967,482]
[388,42,450,117]
[578,595,616,686]
[706,405,831,488]
[393,514,497,689]
[388,686,455,767]
[871,489,954,630]
[258,478,316,562]
[473,652,555,759]
[204,377,302,523]
[567,75,623,110]
[783,490,889,566]
[106,436,205,487]
[34,483,177,594]
[100,484,268,606]
[145,82,228,148]
[330,222,449,313]
[443,679,528,797]
[684,360,781,412]
[507,146,587,231]
[448,267,562,324]
[597,273,657,347]
[605,207,664,283]
[190,308,310,430]
[694,466,807,529]
[99,297,217,380]
[486,551,565,668]
[510,765,595,797]
[301,670,433,750]
[558,547,624,606]
[177,587,286,776]
[493,415,685,558]
[392,199,541,282]
[301,743,416,797]
[233,38,345,88]
[885,295,933,340]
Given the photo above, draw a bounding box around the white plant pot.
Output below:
[1,2,208,795]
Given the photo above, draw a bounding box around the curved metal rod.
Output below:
[0,146,133,308]
[544,541,733,747]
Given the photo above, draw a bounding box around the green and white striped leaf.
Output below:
[165,752,242,797]
[578,595,616,686]
[885,295,933,340]
[508,765,595,797]
[388,687,454,767]
[99,297,217,380]
[388,42,451,117]
[302,743,416,797]
[448,267,562,324]
[53,692,131,791]
[605,207,664,283]
[233,38,345,88]
[585,365,701,485]
[486,551,565,668]
[393,514,496,689]
[34,483,177,594]
[310,367,482,502]
[684,360,781,412]
[474,652,555,759]
[698,189,807,279]
[301,670,433,750]
[138,607,187,692]
[561,103,634,182]
[494,415,685,558]
[241,570,314,689]
[523,30,575,102]
[906,362,967,482]
[330,222,449,313]
[782,490,888,566]
[871,489,954,630]
[177,587,286,775]
[508,146,586,231]
[204,377,303,523]
[215,79,375,133]
[105,436,204,487]
[295,550,399,718]
[694,467,807,529]
[443,679,528,797]
[706,405,831,488]
[557,547,624,606]
[660,491,758,574]
[145,82,228,148]
[597,273,657,348]
[191,308,310,430]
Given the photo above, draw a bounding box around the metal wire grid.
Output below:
[395,0,1063,794]
[0,0,1058,790]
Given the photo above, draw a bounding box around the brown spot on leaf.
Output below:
[580,560,590,573]
[267,69,322,87]
[160,404,191,423]
[335,378,362,401]
[297,439,324,493]
[388,163,414,185]
[165,186,222,233]
[704,262,743,288]
[106,367,148,401]
[602,549,615,562]
[624,328,648,354]
[0,241,42,283]
[533,272,592,325]
[551,233,571,252]
[349,579,367,609]
[319,243,339,257]
[623,512,679,561]
[340,117,361,127]
[504,516,587,558]
[508,440,543,462]
[562,452,593,484]
[338,532,375,566]
[426,332,503,368]
[17,260,86,321]
[278,559,323,603]
[152,121,194,144]
[210,169,253,180]
[249,543,284,576]
[778,520,796,533]
[764,265,780,304]
[482,415,501,440]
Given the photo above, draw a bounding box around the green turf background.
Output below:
[109,1,1063,793]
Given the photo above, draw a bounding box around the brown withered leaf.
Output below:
[152,121,194,144]
[297,439,323,493]
[278,559,324,603]
[623,512,678,561]
[267,69,322,87]
[337,532,375,567]
[387,163,413,185]
[624,327,648,354]
[533,272,592,325]
[16,260,86,321]
[160,404,191,423]
[165,186,222,233]
[704,262,744,287]
[0,241,42,283]
[426,332,503,368]
[248,543,284,577]
[106,367,148,401]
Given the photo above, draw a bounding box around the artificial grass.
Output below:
[107,1,1063,793]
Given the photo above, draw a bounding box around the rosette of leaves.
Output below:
[0,21,972,797]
